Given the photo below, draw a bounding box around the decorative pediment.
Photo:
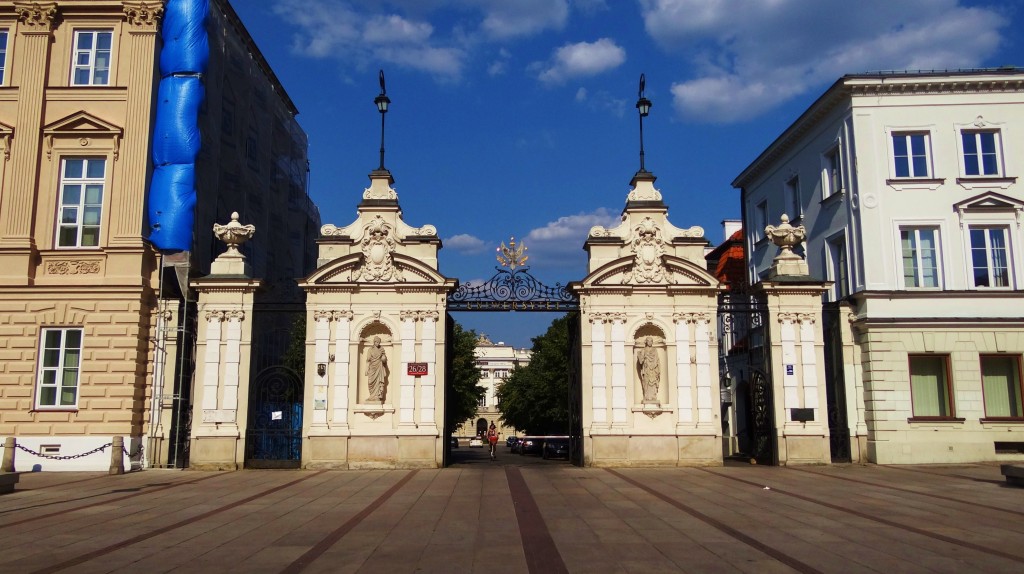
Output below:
[580,254,718,289]
[954,191,1023,228]
[301,252,453,289]
[43,112,123,160]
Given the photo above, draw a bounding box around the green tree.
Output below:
[496,314,571,435]
[281,314,306,377]
[445,320,485,432]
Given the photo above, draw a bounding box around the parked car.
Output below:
[450,436,459,449]
[542,438,569,460]
[519,437,542,456]
[469,437,484,448]
[506,435,518,447]
[507,436,522,452]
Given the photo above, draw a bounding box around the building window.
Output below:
[71,30,113,86]
[827,235,848,299]
[969,227,1010,288]
[982,355,1023,418]
[899,227,940,288]
[477,395,487,408]
[909,355,952,418]
[754,200,768,241]
[821,145,843,198]
[892,133,930,178]
[57,158,106,248]
[36,328,83,409]
[0,30,8,85]
[784,175,801,220]
[961,130,1001,176]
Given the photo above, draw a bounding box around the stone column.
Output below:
[331,311,353,426]
[399,311,417,424]
[589,314,609,427]
[694,314,713,424]
[673,314,693,424]
[312,310,332,426]
[0,3,56,282]
[609,313,628,424]
[419,312,438,429]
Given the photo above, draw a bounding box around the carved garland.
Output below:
[45,260,101,275]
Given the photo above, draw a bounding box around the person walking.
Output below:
[487,423,499,461]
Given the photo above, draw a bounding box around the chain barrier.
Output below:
[14,442,112,460]
[12,441,144,461]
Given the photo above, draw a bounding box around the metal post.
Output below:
[109,436,125,475]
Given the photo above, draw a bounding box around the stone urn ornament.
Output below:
[765,214,809,277]
[213,212,256,255]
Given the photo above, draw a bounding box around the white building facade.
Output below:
[454,335,530,440]
[733,69,1024,464]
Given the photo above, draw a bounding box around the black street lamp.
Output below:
[374,69,390,172]
[635,73,652,174]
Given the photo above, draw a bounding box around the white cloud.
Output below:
[521,208,620,268]
[639,0,1009,122]
[536,38,627,85]
[479,0,570,39]
[273,0,466,79]
[444,233,489,254]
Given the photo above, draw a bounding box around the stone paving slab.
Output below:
[0,462,1022,573]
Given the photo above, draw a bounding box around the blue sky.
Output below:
[231,0,1021,347]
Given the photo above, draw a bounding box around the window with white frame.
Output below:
[57,158,106,248]
[827,234,849,299]
[909,355,953,418]
[784,175,801,220]
[899,227,940,288]
[71,30,113,86]
[969,226,1011,288]
[36,328,83,409]
[982,355,1023,418]
[477,395,487,408]
[821,144,843,198]
[754,200,768,241]
[961,130,1002,176]
[0,30,8,85]
[892,132,931,178]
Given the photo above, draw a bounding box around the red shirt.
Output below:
[487,429,498,443]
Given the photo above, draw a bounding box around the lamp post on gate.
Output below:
[374,69,391,173]
[635,73,652,175]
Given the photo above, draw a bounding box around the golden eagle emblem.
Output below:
[496,237,528,270]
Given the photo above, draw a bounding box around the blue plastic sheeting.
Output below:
[159,0,210,76]
[148,164,197,252]
[148,0,209,252]
[152,76,204,166]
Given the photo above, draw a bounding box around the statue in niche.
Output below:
[365,336,389,402]
[637,337,661,404]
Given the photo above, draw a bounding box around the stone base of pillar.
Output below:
[586,433,723,467]
[777,433,830,465]
[189,435,242,470]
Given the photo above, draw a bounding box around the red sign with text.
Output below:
[407,363,428,376]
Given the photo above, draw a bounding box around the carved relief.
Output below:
[15,2,57,29]
[223,310,245,321]
[204,310,225,322]
[351,216,404,282]
[123,2,164,29]
[46,260,101,275]
[313,309,334,321]
[623,217,670,284]
[363,183,397,201]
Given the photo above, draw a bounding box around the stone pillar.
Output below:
[0,3,56,282]
[312,310,332,426]
[609,314,628,425]
[673,314,693,424]
[419,312,439,430]
[760,215,830,465]
[590,314,609,427]
[694,314,713,424]
[399,311,417,425]
[331,311,353,427]
[188,214,260,470]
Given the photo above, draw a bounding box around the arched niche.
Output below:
[357,322,393,405]
[633,324,667,406]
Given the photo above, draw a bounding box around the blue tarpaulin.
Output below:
[147,0,209,252]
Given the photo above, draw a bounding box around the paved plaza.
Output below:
[1,449,1022,573]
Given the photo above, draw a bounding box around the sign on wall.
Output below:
[408,363,428,376]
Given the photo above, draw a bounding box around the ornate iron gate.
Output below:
[823,303,851,462]
[245,366,303,468]
[718,289,776,465]
[446,238,583,465]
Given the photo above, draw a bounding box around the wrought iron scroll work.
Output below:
[449,266,578,312]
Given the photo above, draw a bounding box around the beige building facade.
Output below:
[453,334,530,441]
[0,1,318,471]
